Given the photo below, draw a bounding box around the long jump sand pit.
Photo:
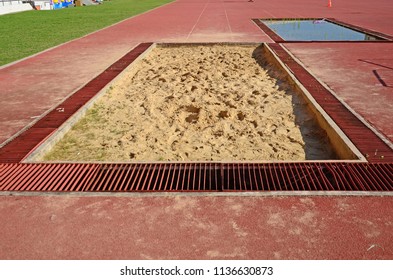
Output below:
[39,44,341,162]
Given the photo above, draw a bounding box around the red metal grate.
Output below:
[1,163,392,192]
[0,43,153,163]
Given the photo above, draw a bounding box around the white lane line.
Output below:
[186,0,210,39]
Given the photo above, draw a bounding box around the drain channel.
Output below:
[1,163,392,192]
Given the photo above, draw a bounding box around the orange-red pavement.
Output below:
[0,195,392,260]
[284,43,393,143]
[0,0,393,259]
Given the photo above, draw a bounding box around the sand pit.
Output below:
[42,44,336,162]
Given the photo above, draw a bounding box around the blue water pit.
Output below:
[260,19,384,41]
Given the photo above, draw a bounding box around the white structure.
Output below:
[34,0,51,10]
[0,0,51,15]
[0,0,33,15]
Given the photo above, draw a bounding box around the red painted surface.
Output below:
[2,0,392,145]
[0,195,392,259]
[284,43,393,143]
[0,0,393,259]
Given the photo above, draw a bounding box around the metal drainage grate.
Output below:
[1,163,392,192]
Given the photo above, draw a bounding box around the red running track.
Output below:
[0,0,393,259]
[0,195,392,259]
[1,0,392,146]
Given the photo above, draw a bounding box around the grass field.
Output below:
[0,0,173,66]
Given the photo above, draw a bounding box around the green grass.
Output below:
[0,0,173,66]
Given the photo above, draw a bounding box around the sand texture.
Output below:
[42,45,336,162]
